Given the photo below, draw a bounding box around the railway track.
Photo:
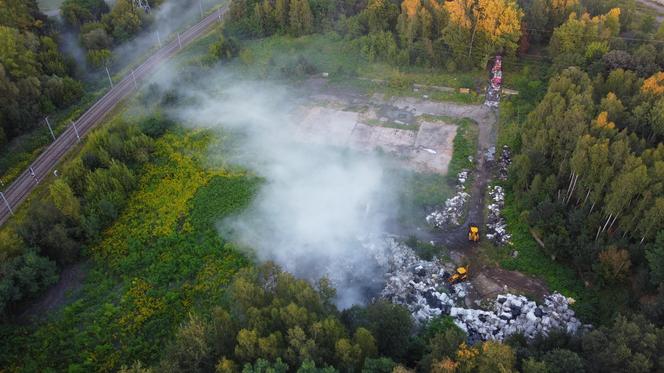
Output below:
[0,6,227,226]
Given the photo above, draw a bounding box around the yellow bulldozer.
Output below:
[468,225,480,242]
[448,265,469,285]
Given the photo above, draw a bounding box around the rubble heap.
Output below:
[426,171,470,228]
[377,240,587,342]
[451,293,585,341]
[486,185,511,246]
[379,240,470,323]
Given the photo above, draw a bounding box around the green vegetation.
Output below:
[395,169,453,230]
[0,1,83,150]
[0,128,257,370]
[61,0,168,67]
[447,118,479,181]
[3,0,664,371]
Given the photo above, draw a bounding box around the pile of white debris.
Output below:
[376,240,588,342]
[486,185,511,245]
[451,293,586,342]
[426,171,470,228]
[379,240,470,323]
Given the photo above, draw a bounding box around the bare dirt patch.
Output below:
[294,96,458,174]
[18,261,87,322]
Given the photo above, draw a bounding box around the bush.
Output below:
[139,115,175,139]
[18,200,83,265]
[206,34,240,64]
[0,249,58,315]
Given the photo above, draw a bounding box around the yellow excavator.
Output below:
[468,225,480,242]
[448,265,469,285]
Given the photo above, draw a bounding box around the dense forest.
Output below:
[0,0,166,153]
[61,0,165,67]
[226,0,524,70]
[0,0,82,148]
[1,0,664,371]
[504,4,664,325]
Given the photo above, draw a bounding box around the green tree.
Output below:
[275,0,289,31]
[0,249,58,315]
[49,179,81,220]
[443,0,524,68]
[363,301,413,359]
[646,231,664,285]
[61,0,109,27]
[160,313,213,373]
[542,349,585,373]
[102,0,144,42]
[289,0,314,36]
[364,0,398,33]
[582,315,664,373]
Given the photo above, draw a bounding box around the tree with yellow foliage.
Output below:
[442,0,523,68]
[641,72,664,96]
[396,0,448,65]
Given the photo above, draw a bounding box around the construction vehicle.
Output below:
[448,265,469,285]
[468,225,480,242]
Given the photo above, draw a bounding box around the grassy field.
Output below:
[207,33,486,102]
[0,129,260,371]
[446,118,479,181]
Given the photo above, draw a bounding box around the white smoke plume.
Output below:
[166,73,399,308]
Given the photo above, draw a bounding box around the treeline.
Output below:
[227,0,524,70]
[122,263,664,372]
[0,115,173,316]
[141,263,512,372]
[61,0,165,68]
[507,6,664,325]
[0,0,83,148]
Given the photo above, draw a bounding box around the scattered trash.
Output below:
[497,145,511,181]
[485,55,502,108]
[486,185,511,246]
[426,171,471,228]
[423,148,437,154]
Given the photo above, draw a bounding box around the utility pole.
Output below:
[177,32,182,49]
[156,30,162,47]
[199,0,204,19]
[218,6,222,22]
[131,69,138,89]
[105,66,114,88]
[45,117,56,141]
[0,192,13,216]
[72,121,80,142]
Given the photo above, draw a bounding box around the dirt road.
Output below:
[0,6,227,227]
